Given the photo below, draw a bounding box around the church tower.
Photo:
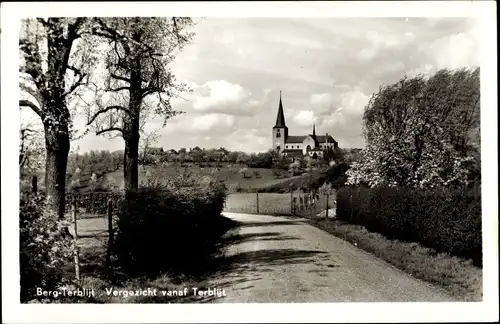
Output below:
[272,91,288,153]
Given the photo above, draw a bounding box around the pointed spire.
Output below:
[313,123,316,137]
[274,91,286,128]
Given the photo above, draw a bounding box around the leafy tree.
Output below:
[19,18,98,218]
[227,151,239,164]
[347,68,480,189]
[85,17,195,191]
[19,121,45,176]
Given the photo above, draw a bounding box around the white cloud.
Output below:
[357,47,377,61]
[310,93,333,106]
[293,110,318,127]
[426,32,478,70]
[339,90,371,115]
[194,80,251,111]
[190,113,235,132]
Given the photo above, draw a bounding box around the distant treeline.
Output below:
[140,146,363,169]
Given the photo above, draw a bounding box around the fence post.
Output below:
[105,199,113,268]
[256,192,259,214]
[326,192,329,219]
[31,175,37,194]
[72,195,80,281]
[290,191,293,215]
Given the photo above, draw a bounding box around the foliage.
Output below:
[113,173,228,275]
[19,18,100,218]
[323,147,345,164]
[347,68,480,189]
[20,193,75,302]
[239,167,252,179]
[68,150,123,176]
[19,121,45,176]
[246,151,274,168]
[289,160,302,176]
[84,17,196,191]
[336,186,482,266]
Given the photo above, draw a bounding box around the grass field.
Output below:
[103,164,293,192]
[224,193,292,215]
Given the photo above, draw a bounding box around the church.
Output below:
[272,92,338,158]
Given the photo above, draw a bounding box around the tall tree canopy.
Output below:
[347,67,480,189]
[85,17,195,191]
[19,18,99,218]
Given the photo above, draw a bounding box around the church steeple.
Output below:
[312,123,316,137]
[274,91,286,128]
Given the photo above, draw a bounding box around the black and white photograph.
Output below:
[1,1,498,323]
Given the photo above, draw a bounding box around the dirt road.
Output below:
[207,212,455,303]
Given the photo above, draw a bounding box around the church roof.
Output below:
[315,135,336,143]
[274,92,287,128]
[285,136,307,143]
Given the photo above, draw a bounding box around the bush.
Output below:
[113,174,229,275]
[20,193,75,302]
[239,167,252,179]
[336,186,482,266]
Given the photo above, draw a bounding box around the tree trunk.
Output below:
[44,123,70,219]
[123,92,141,191]
[123,137,139,191]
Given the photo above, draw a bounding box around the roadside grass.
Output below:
[307,218,483,301]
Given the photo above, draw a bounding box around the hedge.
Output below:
[337,186,482,266]
[113,178,229,275]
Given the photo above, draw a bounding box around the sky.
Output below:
[21,17,480,153]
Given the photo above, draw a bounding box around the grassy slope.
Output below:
[104,165,293,191]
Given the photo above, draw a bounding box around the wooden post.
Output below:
[256,192,259,214]
[326,192,329,219]
[72,195,80,281]
[105,199,113,268]
[290,191,293,215]
[31,175,37,194]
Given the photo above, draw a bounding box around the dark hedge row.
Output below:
[336,186,482,266]
[113,179,230,275]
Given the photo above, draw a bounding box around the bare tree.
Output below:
[85,17,195,191]
[19,18,98,218]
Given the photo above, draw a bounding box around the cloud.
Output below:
[293,110,318,127]
[57,17,479,153]
[310,93,333,106]
[191,80,259,116]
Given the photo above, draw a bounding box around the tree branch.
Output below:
[108,86,130,92]
[19,83,44,107]
[63,65,88,97]
[87,105,129,126]
[96,127,124,136]
[19,99,44,117]
[110,73,131,83]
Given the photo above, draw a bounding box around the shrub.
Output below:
[113,174,229,275]
[337,186,482,266]
[239,167,251,179]
[20,193,75,302]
